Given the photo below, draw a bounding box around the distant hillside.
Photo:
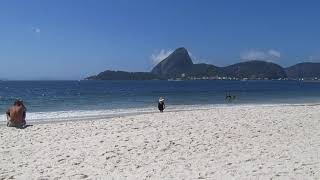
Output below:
[150,48,226,78]
[151,47,193,78]
[286,62,320,79]
[86,47,320,80]
[188,63,226,77]
[150,48,287,79]
[223,60,287,79]
[86,70,159,80]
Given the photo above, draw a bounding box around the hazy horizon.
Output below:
[1,0,320,80]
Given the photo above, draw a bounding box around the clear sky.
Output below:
[1,0,320,80]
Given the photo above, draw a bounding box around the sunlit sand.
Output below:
[1,104,320,179]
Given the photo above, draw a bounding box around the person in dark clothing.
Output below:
[158,97,165,112]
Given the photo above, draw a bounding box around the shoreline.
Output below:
[2,102,320,126]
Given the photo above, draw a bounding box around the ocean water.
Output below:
[1,80,320,122]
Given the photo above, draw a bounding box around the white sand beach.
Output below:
[1,104,320,179]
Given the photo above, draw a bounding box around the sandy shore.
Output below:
[1,104,320,179]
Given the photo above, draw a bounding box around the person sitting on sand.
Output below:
[6,100,27,128]
[158,97,165,112]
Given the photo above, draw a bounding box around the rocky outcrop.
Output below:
[151,47,193,78]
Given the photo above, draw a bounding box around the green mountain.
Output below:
[150,48,287,79]
[223,60,287,79]
[188,63,226,77]
[86,47,320,80]
[285,62,320,79]
[86,70,159,80]
[151,47,193,78]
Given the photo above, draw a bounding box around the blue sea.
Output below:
[1,80,320,122]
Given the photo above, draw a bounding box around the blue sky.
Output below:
[0,0,320,80]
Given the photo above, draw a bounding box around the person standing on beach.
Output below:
[6,100,27,128]
[158,97,165,112]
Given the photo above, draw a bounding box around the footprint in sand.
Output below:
[57,158,66,163]
[71,174,88,179]
[36,176,50,180]
[69,158,84,165]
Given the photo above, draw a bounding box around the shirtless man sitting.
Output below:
[6,100,27,128]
